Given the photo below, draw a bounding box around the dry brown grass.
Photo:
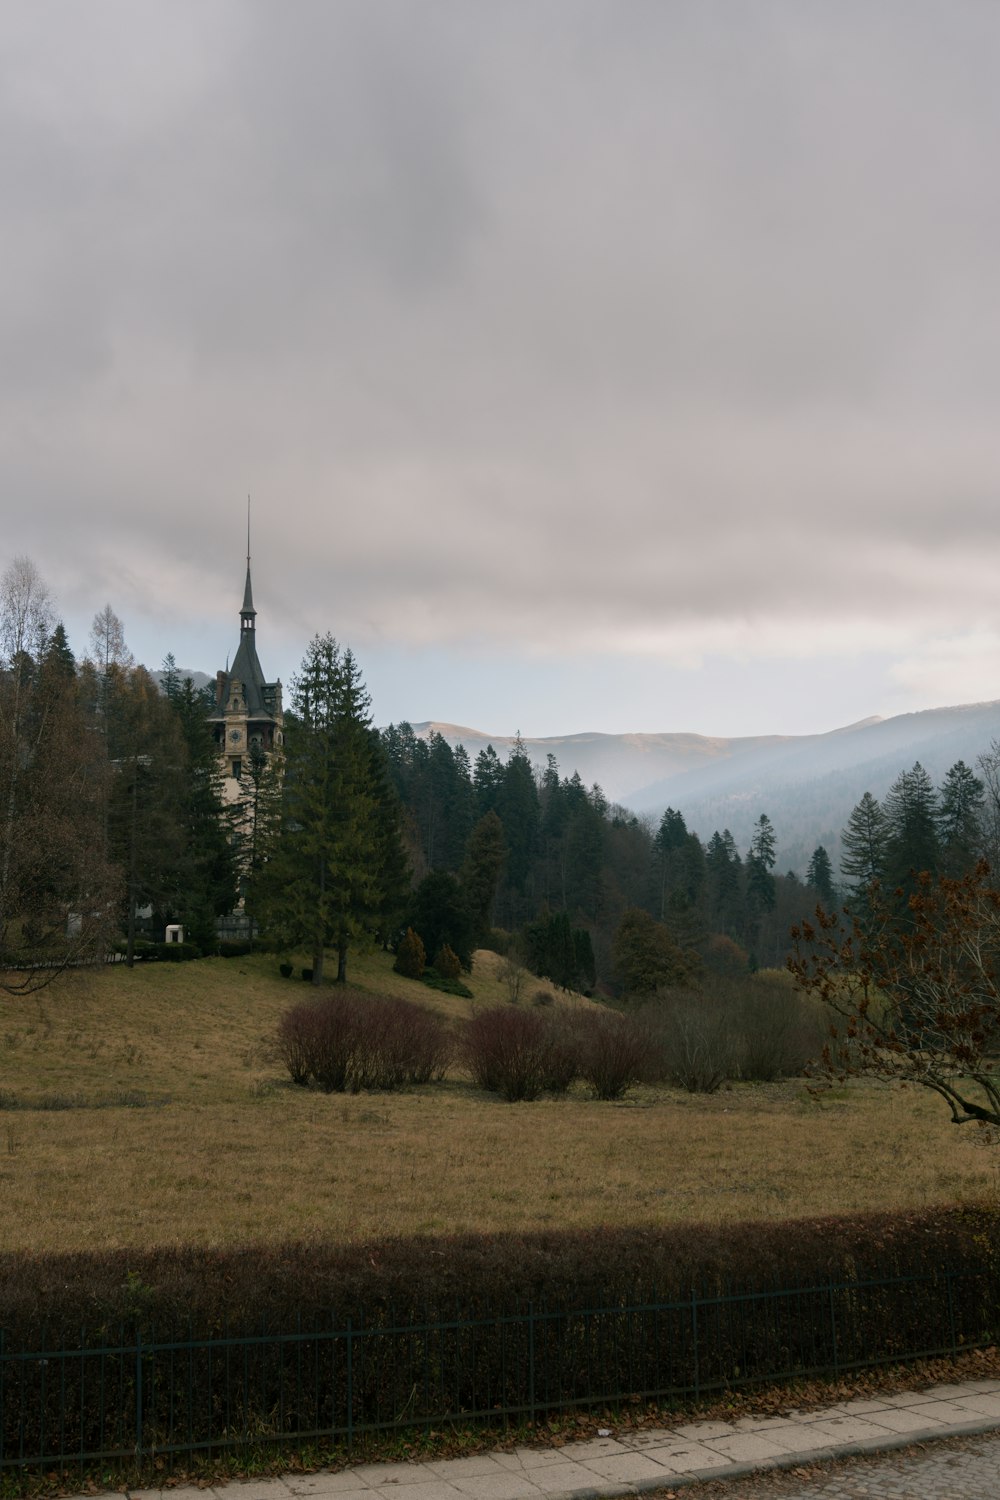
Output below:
[0,951,993,1253]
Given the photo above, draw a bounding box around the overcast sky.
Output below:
[4,1,1000,739]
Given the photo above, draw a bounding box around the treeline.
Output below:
[839,756,1000,906]
[12,548,995,999]
[0,560,241,987]
[377,724,835,987]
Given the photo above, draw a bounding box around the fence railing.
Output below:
[2,1265,995,1472]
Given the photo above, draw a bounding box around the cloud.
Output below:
[3,1,1000,727]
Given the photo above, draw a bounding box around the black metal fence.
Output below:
[2,1265,995,1472]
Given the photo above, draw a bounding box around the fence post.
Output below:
[690,1291,699,1401]
[527,1304,535,1423]
[135,1330,144,1458]
[828,1286,838,1373]
[346,1319,353,1449]
[946,1268,957,1355]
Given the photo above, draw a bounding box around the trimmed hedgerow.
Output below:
[0,1207,997,1469]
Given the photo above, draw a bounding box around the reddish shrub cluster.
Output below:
[277,989,451,1093]
[463,1005,649,1101]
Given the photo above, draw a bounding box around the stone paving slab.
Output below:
[111,1378,1000,1500]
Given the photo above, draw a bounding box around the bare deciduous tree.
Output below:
[790,864,1000,1128]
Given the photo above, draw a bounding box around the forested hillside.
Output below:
[415,701,1000,875]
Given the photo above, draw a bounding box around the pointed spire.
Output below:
[241,493,256,633]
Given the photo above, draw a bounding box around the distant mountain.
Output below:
[151,667,214,695]
[413,701,1000,877]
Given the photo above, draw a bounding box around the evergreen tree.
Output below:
[473,744,504,816]
[806,844,836,906]
[840,791,887,903]
[883,762,939,895]
[43,622,76,680]
[937,759,985,876]
[460,810,508,944]
[166,676,239,951]
[705,828,743,936]
[495,735,540,905]
[408,869,474,970]
[523,909,584,990]
[744,813,777,949]
[259,636,386,985]
[106,664,188,965]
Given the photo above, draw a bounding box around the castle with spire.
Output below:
[207,549,283,795]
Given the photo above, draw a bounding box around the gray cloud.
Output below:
[4,0,1000,718]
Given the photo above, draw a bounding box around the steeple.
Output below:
[208,504,284,789]
[241,495,256,636]
[241,563,256,635]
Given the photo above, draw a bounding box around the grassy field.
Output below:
[0,950,992,1253]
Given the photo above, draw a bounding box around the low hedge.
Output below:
[1,1206,996,1340]
[1,1208,997,1469]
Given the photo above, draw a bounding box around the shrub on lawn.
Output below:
[463,1006,552,1101]
[277,990,451,1093]
[433,944,462,981]
[575,1008,649,1100]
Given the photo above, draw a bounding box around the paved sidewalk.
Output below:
[125,1378,1000,1500]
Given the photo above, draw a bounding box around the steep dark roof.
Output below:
[208,560,281,724]
[229,631,270,718]
[241,564,255,618]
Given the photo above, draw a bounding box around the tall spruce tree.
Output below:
[937,759,985,876]
[840,791,887,906]
[744,813,777,952]
[883,762,939,896]
[806,845,836,906]
[259,637,395,984]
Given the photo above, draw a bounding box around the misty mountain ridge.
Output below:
[412,700,1000,879]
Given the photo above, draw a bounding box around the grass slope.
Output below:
[0,951,991,1253]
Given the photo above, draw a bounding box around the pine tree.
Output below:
[106,665,188,965]
[705,828,743,936]
[840,791,887,903]
[806,845,836,906]
[460,810,508,944]
[745,814,777,943]
[883,762,939,895]
[166,676,239,951]
[259,636,386,985]
[495,735,540,910]
[937,760,984,876]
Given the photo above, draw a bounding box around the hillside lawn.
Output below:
[0,949,991,1254]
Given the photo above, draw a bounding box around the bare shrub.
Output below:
[537,1011,582,1094]
[641,973,829,1092]
[463,1007,552,1101]
[499,953,526,1005]
[277,1002,322,1087]
[276,990,451,1093]
[646,992,735,1093]
[576,1009,648,1101]
[532,988,555,1007]
[726,971,829,1082]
